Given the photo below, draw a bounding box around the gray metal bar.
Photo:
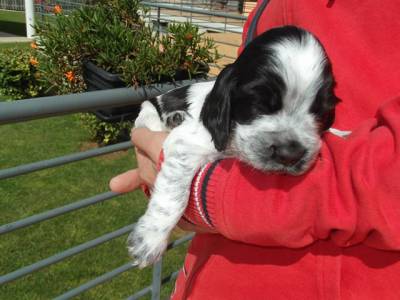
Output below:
[0,79,208,125]
[0,141,132,180]
[148,19,244,27]
[127,285,152,300]
[149,16,243,34]
[151,258,163,300]
[160,270,179,290]
[157,6,161,36]
[142,2,247,20]
[0,191,120,235]
[55,235,192,300]
[55,262,137,300]
[0,224,135,285]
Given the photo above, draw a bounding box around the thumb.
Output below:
[109,169,142,193]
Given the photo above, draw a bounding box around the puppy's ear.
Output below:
[312,82,340,131]
[201,64,237,151]
[311,64,340,131]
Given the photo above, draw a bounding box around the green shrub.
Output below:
[0,47,44,100]
[33,0,220,144]
[79,113,133,146]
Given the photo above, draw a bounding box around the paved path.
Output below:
[0,31,31,43]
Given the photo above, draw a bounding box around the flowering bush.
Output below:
[0,47,44,100]
[34,0,218,90]
[33,0,219,144]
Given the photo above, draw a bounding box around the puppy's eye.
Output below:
[252,86,282,115]
[233,84,283,124]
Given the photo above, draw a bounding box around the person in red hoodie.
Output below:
[111,0,400,299]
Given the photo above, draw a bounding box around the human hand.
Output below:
[110,128,167,193]
[109,127,213,233]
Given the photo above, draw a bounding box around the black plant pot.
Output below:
[82,60,141,123]
[82,60,209,123]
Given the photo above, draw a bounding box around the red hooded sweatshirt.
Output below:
[171,0,400,299]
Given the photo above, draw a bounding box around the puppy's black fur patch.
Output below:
[161,85,191,114]
[149,97,163,121]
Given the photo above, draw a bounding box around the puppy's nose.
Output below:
[271,141,306,166]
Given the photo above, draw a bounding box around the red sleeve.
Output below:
[184,97,400,250]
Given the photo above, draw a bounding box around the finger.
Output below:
[131,128,168,162]
[109,169,142,193]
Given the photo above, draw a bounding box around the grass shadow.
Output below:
[0,20,26,36]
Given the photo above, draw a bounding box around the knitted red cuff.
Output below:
[183,162,217,229]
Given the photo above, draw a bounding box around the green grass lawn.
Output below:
[0,42,30,50]
[0,115,188,299]
[0,10,26,36]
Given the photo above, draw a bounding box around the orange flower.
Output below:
[30,42,38,49]
[185,33,193,41]
[54,4,62,14]
[65,71,75,82]
[29,57,38,66]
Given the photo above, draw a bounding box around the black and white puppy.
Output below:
[128,26,340,267]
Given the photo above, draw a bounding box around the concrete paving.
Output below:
[0,31,31,43]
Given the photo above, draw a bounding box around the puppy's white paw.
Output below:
[127,218,169,268]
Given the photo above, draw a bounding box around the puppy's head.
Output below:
[201,26,339,175]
